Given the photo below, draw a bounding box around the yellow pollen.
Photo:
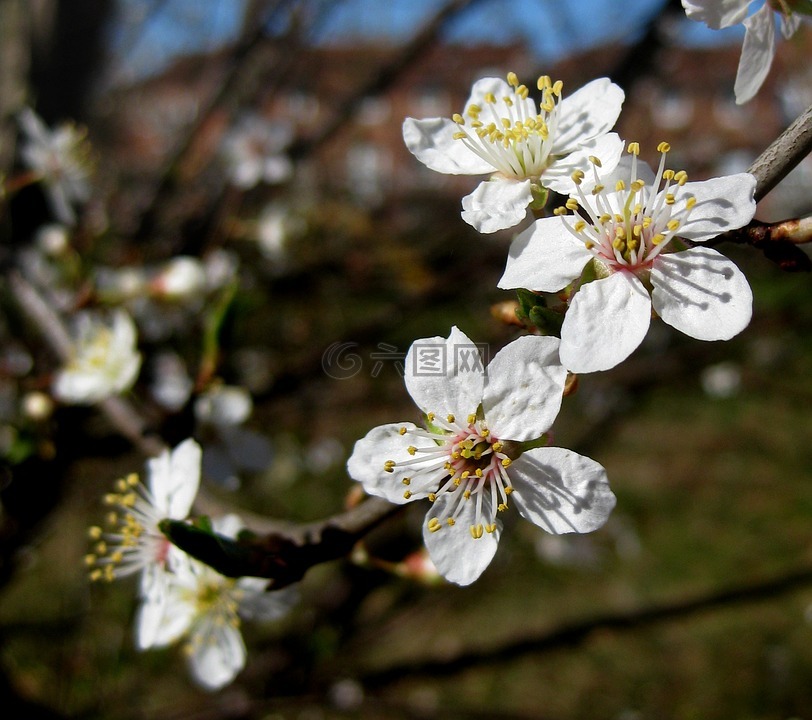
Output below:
[407,446,417,456]
[537,75,551,90]
[686,197,697,209]
[657,141,671,153]
[651,233,666,245]
[571,169,585,185]
[663,169,675,181]
[674,170,688,186]
[452,131,467,140]
[589,155,602,167]
[470,524,484,539]
[631,180,645,193]
[453,477,462,486]
[463,490,471,499]
[427,412,435,421]
[447,518,456,526]
[628,142,640,155]
[428,493,436,502]
[485,524,497,534]
[497,503,508,512]
[507,71,519,87]
[633,225,642,237]
[665,193,675,205]
[501,458,512,467]
[427,518,442,533]
[461,470,470,479]
[88,526,103,540]
[585,241,595,250]
[591,184,604,195]
[467,413,476,424]
[484,92,496,104]
[384,460,395,473]
[403,490,412,499]
[452,113,464,124]
[475,468,483,478]
[553,206,567,215]
[84,553,97,566]
[574,220,587,233]
[504,486,514,494]
[667,219,681,231]
[615,180,626,192]
[402,477,411,485]
[447,414,455,424]
[552,80,563,96]
[565,198,579,211]
[492,442,503,452]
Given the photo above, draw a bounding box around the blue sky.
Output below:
[108,0,744,83]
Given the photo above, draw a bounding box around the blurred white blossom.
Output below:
[53,309,141,404]
[18,108,93,225]
[221,113,294,189]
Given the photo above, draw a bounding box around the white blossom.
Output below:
[135,514,296,691]
[53,309,142,404]
[347,327,615,586]
[86,438,202,646]
[681,0,811,103]
[18,108,93,225]
[403,72,624,233]
[221,113,294,189]
[499,143,756,373]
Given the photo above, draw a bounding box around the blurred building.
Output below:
[101,28,812,219]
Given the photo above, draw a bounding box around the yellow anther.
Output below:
[553,206,567,216]
[470,524,484,539]
[452,131,467,140]
[665,193,675,205]
[589,155,602,167]
[468,104,482,114]
[453,477,462,486]
[428,493,437,502]
[667,219,681,231]
[106,512,118,525]
[516,84,529,99]
[663,169,675,181]
[399,427,407,435]
[628,142,640,155]
[631,180,645,193]
[89,569,103,582]
[407,446,417,456]
[475,468,483,477]
[651,233,666,245]
[484,92,496,104]
[447,518,456,526]
[591,184,605,195]
[599,213,611,224]
[615,180,626,192]
[127,474,139,486]
[110,551,123,563]
[485,524,497,534]
[501,118,511,129]
[585,241,595,250]
[427,518,442,533]
[565,198,579,211]
[403,490,412,499]
[633,224,642,237]
[503,96,514,107]
[657,141,671,153]
[552,80,563,96]
[427,412,435,422]
[571,169,585,186]
[507,71,519,87]
[84,554,97,566]
[504,486,514,494]
[463,490,471,499]
[467,414,476,425]
[383,460,395,473]
[452,113,465,125]
[88,526,103,540]
[642,216,652,228]
[497,503,508,512]
[94,542,107,555]
[573,220,587,233]
[115,478,129,492]
[674,170,688,186]
[492,442,503,452]
[461,470,470,479]
[537,75,551,90]
[686,197,697,209]
[447,414,455,424]
[501,458,512,467]
[402,477,411,485]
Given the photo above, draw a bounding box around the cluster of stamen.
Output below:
[182,579,243,656]
[451,72,564,179]
[554,142,697,272]
[85,473,169,582]
[384,412,514,540]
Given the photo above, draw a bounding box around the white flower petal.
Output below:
[543,133,624,194]
[651,247,753,340]
[147,438,202,519]
[509,447,615,534]
[677,173,757,242]
[135,586,194,650]
[552,79,625,153]
[422,494,501,586]
[237,581,297,622]
[560,272,652,373]
[735,4,776,104]
[681,0,751,28]
[188,623,246,691]
[404,326,484,419]
[498,216,591,292]
[347,423,438,502]
[460,178,533,233]
[402,117,493,175]
[482,335,566,442]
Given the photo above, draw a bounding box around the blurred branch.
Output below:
[289,0,485,159]
[162,496,401,588]
[360,564,812,687]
